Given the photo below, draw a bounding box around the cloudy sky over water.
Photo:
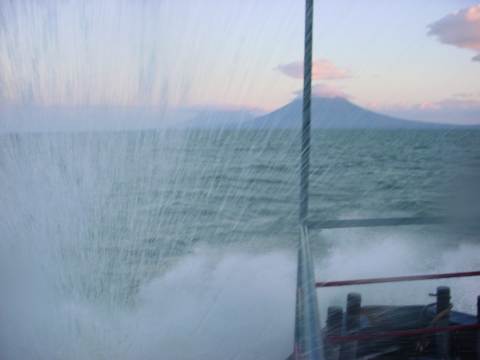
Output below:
[0,0,479,126]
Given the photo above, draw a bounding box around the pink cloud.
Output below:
[419,101,440,110]
[367,96,480,124]
[371,97,480,112]
[428,5,480,61]
[277,59,350,80]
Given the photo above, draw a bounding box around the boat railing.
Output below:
[294,217,480,360]
[316,248,480,351]
[316,270,480,288]
[326,322,480,345]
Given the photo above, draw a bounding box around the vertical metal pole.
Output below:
[326,306,343,360]
[300,0,314,224]
[436,286,450,359]
[293,1,324,359]
[476,296,480,360]
[341,293,361,360]
[295,225,324,360]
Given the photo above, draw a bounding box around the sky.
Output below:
[0,0,479,129]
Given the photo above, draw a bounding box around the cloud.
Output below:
[311,83,350,98]
[370,96,480,125]
[294,83,351,99]
[277,59,350,80]
[453,92,477,99]
[428,5,480,61]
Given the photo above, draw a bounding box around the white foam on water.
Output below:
[0,247,297,360]
[2,234,480,360]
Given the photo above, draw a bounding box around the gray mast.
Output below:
[293,1,324,359]
[300,0,313,223]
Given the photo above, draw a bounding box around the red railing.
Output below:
[316,270,480,288]
[326,323,480,344]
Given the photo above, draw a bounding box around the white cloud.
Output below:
[277,59,350,80]
[293,83,351,100]
[311,83,350,98]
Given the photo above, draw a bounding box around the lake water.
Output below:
[1,129,479,359]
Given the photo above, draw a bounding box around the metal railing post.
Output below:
[436,286,451,359]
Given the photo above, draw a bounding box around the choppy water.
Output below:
[1,129,480,359]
